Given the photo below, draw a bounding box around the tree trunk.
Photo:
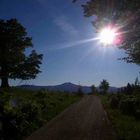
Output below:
[1,77,9,88]
[1,63,9,88]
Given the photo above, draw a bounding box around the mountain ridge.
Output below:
[17,82,118,93]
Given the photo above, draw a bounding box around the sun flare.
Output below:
[99,27,116,45]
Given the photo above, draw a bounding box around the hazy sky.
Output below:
[0,0,139,87]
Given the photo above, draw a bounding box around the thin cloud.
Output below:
[53,16,79,36]
[36,0,79,37]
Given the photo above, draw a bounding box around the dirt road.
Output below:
[26,95,116,140]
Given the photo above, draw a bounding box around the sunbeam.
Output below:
[47,37,99,51]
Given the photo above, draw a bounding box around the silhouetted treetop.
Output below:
[0,18,43,87]
[99,79,109,94]
[74,0,140,66]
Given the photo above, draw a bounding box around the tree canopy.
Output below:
[0,19,43,87]
[99,79,109,94]
[74,0,140,65]
[91,84,96,93]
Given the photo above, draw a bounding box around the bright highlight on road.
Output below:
[99,27,116,45]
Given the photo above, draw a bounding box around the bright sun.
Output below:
[99,27,116,45]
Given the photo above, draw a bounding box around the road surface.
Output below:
[26,95,116,140]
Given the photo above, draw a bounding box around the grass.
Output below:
[99,95,140,140]
[43,92,81,120]
[0,88,81,122]
[0,88,81,139]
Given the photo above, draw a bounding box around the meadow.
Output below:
[0,88,80,139]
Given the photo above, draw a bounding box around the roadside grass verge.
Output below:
[99,95,140,140]
[42,91,81,120]
[0,88,81,139]
[1,88,81,121]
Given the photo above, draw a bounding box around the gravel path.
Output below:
[26,95,116,140]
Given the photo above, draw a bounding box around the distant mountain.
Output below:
[17,83,91,93]
[17,82,118,93]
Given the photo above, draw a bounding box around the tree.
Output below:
[99,79,109,94]
[135,77,139,86]
[91,84,96,94]
[0,19,43,87]
[125,83,133,95]
[77,85,83,96]
[73,0,140,65]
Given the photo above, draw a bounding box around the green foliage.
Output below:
[77,0,140,65]
[91,84,96,93]
[99,94,140,140]
[77,85,84,96]
[0,88,80,139]
[108,92,140,120]
[111,109,140,140]
[119,95,140,119]
[120,81,140,95]
[0,19,43,87]
[99,79,109,94]
[110,95,119,109]
[16,100,43,139]
[119,96,136,115]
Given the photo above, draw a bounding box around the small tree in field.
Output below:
[77,85,83,96]
[0,19,43,87]
[99,79,109,94]
[91,84,96,94]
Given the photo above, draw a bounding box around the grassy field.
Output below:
[1,88,81,120]
[0,88,81,139]
[99,95,140,140]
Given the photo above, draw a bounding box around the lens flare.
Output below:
[99,27,116,45]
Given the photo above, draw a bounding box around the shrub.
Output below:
[110,95,119,109]
[133,87,140,95]
[134,97,140,120]
[0,90,44,140]
[16,99,43,139]
[119,95,140,119]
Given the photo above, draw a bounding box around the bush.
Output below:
[110,95,119,109]
[34,90,48,110]
[119,95,140,119]
[133,87,140,95]
[0,90,44,140]
[0,89,80,139]
[108,93,140,120]
[109,94,125,109]
[16,99,43,139]
[134,98,140,120]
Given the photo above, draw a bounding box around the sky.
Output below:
[0,0,139,87]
